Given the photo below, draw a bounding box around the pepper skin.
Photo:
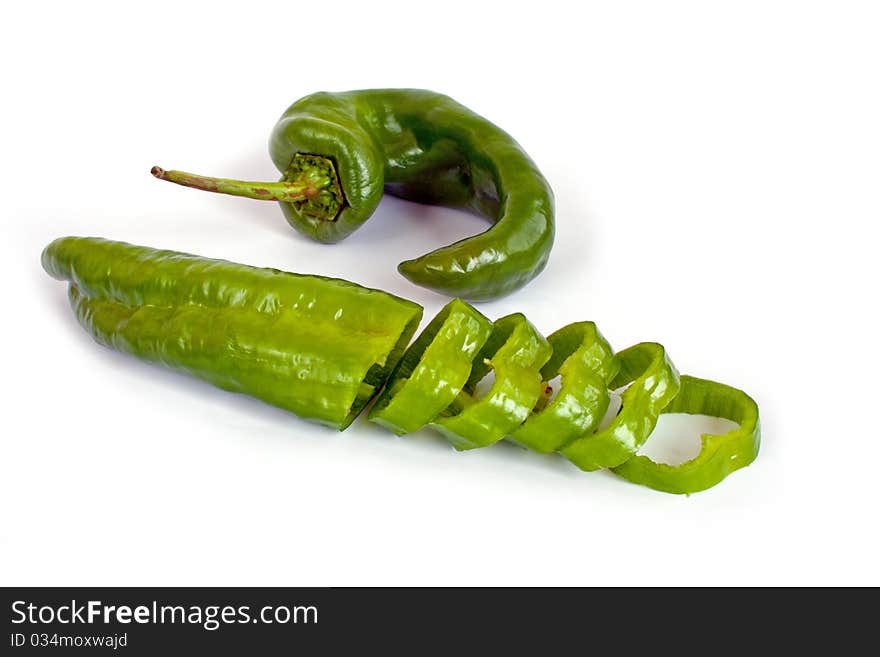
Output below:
[610,376,761,494]
[369,298,494,435]
[152,89,555,301]
[560,343,681,471]
[41,237,422,430]
[431,313,552,450]
[509,322,618,453]
[43,238,758,493]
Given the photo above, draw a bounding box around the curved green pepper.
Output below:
[42,237,422,430]
[152,89,555,301]
[43,237,758,493]
[611,375,761,494]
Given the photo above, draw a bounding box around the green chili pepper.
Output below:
[151,89,555,301]
[610,375,761,494]
[41,237,422,430]
[42,237,758,493]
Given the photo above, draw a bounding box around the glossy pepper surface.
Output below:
[43,237,758,493]
[611,375,761,494]
[152,89,555,301]
[369,299,494,435]
[41,237,422,429]
[509,322,618,453]
[560,343,681,471]
[431,313,552,450]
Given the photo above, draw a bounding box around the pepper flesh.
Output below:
[153,89,555,301]
[560,343,681,471]
[432,313,552,450]
[509,322,618,453]
[610,375,761,494]
[369,299,494,435]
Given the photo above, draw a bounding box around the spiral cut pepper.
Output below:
[42,237,759,494]
[151,89,554,301]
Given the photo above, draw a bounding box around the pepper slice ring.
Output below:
[431,313,552,451]
[369,299,493,435]
[560,342,681,471]
[611,375,761,494]
[509,322,618,453]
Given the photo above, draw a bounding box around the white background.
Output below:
[2,1,878,586]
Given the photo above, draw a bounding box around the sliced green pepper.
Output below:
[509,322,618,453]
[432,313,552,450]
[43,238,760,494]
[560,343,681,471]
[611,375,761,494]
[369,299,493,435]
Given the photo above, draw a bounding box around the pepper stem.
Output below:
[150,166,323,203]
[151,153,346,222]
